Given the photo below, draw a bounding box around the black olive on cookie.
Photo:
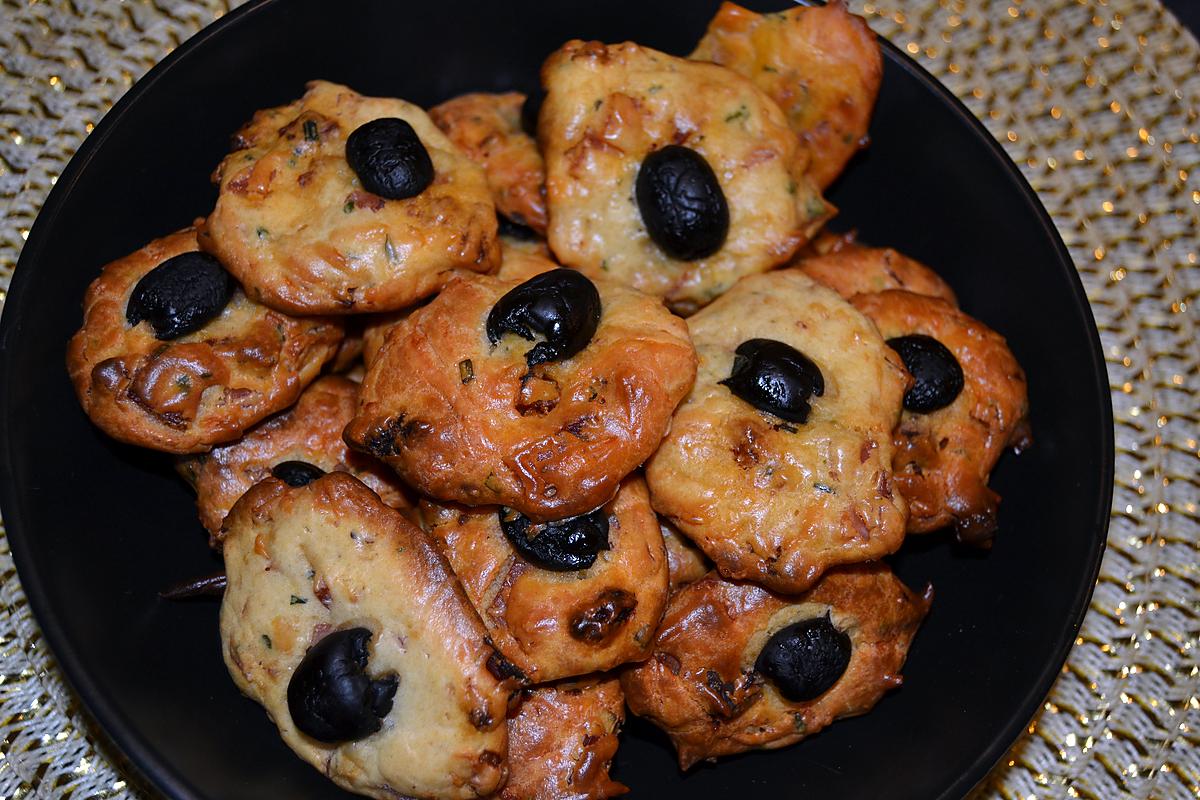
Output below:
[621,564,931,768]
[539,39,829,314]
[420,476,668,683]
[345,269,695,522]
[647,270,908,594]
[852,290,1031,544]
[220,472,512,799]
[201,80,498,315]
[67,228,343,454]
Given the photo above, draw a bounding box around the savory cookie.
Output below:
[620,564,931,768]
[176,375,410,543]
[660,519,710,591]
[540,40,830,314]
[645,270,908,594]
[66,228,343,454]
[691,1,882,190]
[345,269,696,522]
[220,472,512,800]
[794,243,958,304]
[201,80,499,315]
[430,92,548,234]
[852,290,1031,544]
[420,476,669,683]
[503,676,627,800]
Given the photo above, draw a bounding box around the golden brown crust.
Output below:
[176,375,410,543]
[851,290,1031,542]
[220,472,511,800]
[430,92,547,235]
[660,519,710,591]
[646,270,908,593]
[620,565,931,768]
[421,476,669,683]
[201,81,500,315]
[794,244,958,305]
[502,677,627,800]
[691,1,883,190]
[345,271,697,522]
[540,40,830,314]
[66,228,343,454]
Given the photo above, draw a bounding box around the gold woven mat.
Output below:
[0,1,1196,797]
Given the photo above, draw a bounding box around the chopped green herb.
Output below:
[343,200,355,214]
[647,84,664,93]
[303,119,319,141]
[174,374,191,392]
[290,595,307,605]
[724,105,749,123]
[762,64,779,73]
[256,226,268,239]
[261,634,272,649]
[458,358,475,384]
[814,482,834,494]
[805,195,827,219]
[484,473,503,494]
[600,259,609,271]
[786,179,797,195]
[593,98,603,110]
[383,235,399,264]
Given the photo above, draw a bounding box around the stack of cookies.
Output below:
[66,3,1031,798]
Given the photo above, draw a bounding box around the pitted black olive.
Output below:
[125,251,233,340]
[498,506,610,571]
[486,268,601,366]
[886,334,964,413]
[520,86,544,138]
[286,627,398,743]
[719,338,825,424]
[755,615,852,702]
[271,460,326,487]
[635,144,729,261]
[497,215,539,241]
[345,118,434,200]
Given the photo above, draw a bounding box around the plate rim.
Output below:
[0,2,1115,798]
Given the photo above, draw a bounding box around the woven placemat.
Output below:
[0,1,1196,797]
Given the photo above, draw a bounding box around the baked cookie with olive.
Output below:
[691,0,882,190]
[852,290,1031,544]
[176,375,410,544]
[420,476,669,683]
[794,243,958,305]
[345,268,696,522]
[503,676,627,800]
[645,269,909,594]
[220,471,512,800]
[201,80,499,315]
[429,91,548,235]
[620,564,931,768]
[66,228,343,454]
[539,39,830,314]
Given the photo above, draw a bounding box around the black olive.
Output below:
[498,506,610,571]
[125,251,233,340]
[271,460,326,487]
[635,144,729,261]
[520,86,544,138]
[486,268,601,366]
[286,627,398,743]
[497,215,539,241]
[719,338,825,424]
[345,118,434,200]
[886,334,965,413]
[755,615,852,702]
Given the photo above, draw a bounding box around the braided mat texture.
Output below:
[0,1,1196,798]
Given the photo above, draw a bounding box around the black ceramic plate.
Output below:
[0,1,1112,798]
